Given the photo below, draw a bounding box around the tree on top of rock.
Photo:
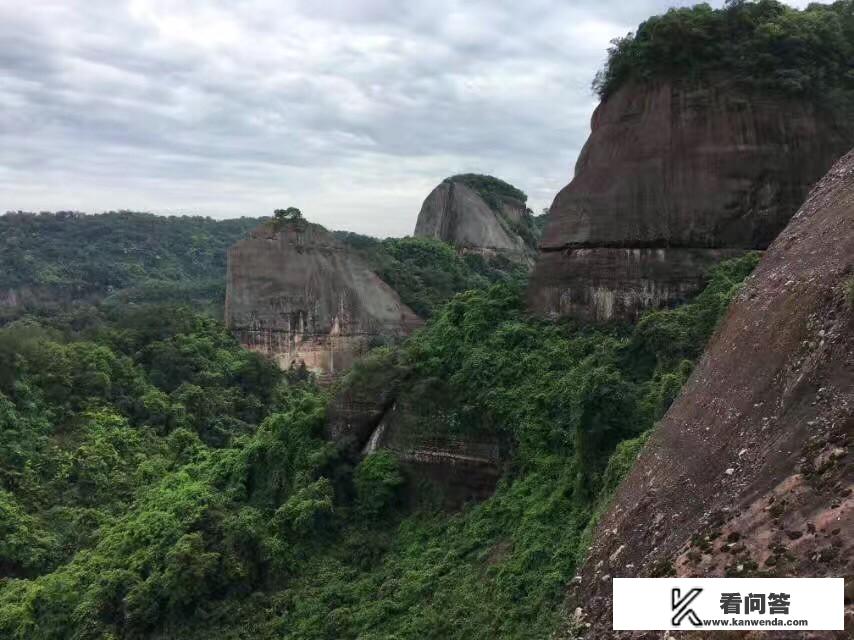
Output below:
[271,207,305,231]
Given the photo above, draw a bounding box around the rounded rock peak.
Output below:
[414,174,536,264]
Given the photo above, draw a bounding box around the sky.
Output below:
[0,1,826,237]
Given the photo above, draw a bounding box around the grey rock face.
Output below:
[225,222,421,379]
[414,181,533,264]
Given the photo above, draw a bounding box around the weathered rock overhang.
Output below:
[528,245,748,322]
[328,381,504,507]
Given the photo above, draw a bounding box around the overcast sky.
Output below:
[0,1,825,236]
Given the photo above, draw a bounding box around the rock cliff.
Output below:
[326,351,503,507]
[415,175,536,265]
[225,222,421,379]
[529,79,853,321]
[563,149,854,638]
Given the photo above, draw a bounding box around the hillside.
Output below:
[0,254,758,639]
[0,211,263,319]
[334,232,528,318]
[0,210,524,327]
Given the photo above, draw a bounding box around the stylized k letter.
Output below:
[671,588,703,627]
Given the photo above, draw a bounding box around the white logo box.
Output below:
[613,577,844,631]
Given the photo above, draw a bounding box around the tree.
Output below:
[271,207,304,231]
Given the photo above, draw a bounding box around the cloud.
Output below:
[0,0,833,236]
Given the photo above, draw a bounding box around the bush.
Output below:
[444,173,528,210]
[354,451,405,518]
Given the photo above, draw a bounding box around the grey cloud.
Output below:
[0,0,831,237]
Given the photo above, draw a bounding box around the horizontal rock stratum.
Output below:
[225,221,421,379]
[529,78,853,322]
[562,149,854,639]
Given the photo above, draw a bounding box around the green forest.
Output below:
[1,212,524,324]
[594,0,854,102]
[0,212,264,318]
[0,213,759,640]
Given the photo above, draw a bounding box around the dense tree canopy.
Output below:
[334,233,527,317]
[0,211,263,318]
[444,173,528,209]
[0,251,758,639]
[594,0,854,102]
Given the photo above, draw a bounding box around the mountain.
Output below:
[529,1,854,322]
[414,174,537,266]
[225,219,422,380]
[561,148,854,638]
[0,210,262,320]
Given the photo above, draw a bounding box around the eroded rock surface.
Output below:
[530,79,853,321]
[562,150,854,639]
[326,355,502,507]
[415,178,535,265]
[364,398,502,507]
[225,222,421,379]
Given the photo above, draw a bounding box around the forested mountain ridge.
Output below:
[0,211,264,318]
[0,211,524,325]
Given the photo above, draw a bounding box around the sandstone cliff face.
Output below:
[415,179,534,265]
[529,79,853,321]
[563,150,854,639]
[225,223,421,379]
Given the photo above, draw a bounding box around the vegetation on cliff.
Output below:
[0,252,758,639]
[443,173,528,210]
[335,233,527,317]
[0,211,262,317]
[594,0,854,103]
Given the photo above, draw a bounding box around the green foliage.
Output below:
[594,0,854,106]
[845,276,854,310]
[444,173,528,210]
[0,211,263,319]
[271,207,305,232]
[354,452,404,518]
[0,255,758,639]
[336,234,526,317]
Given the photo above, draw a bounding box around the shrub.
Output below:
[354,451,404,518]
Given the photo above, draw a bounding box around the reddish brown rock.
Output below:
[560,149,854,639]
[530,79,853,321]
